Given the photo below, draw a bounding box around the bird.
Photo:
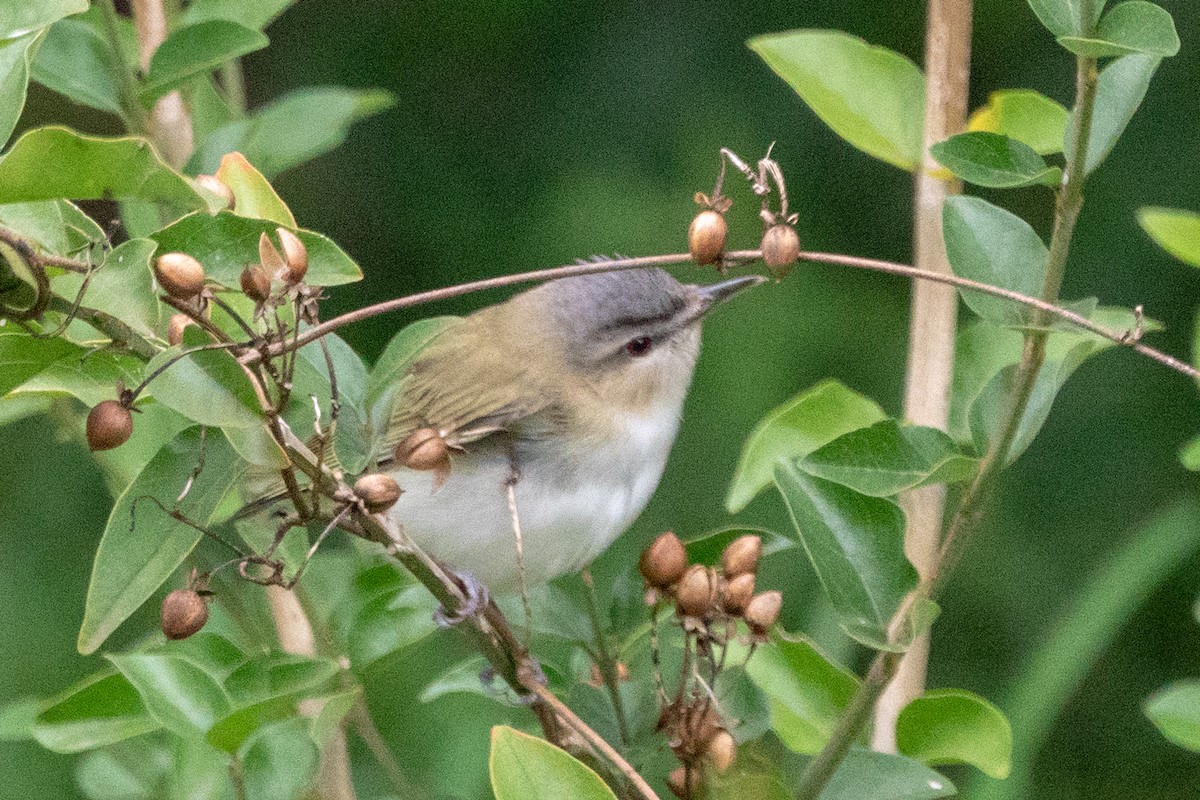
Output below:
[371,268,763,596]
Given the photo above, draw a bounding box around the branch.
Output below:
[130,0,194,168]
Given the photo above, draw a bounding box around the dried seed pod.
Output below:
[167,313,196,346]
[154,252,206,299]
[276,227,308,284]
[396,428,450,471]
[744,590,783,635]
[639,531,687,588]
[761,223,800,276]
[688,210,728,266]
[258,231,288,280]
[354,473,402,513]
[240,264,271,303]
[666,766,698,799]
[721,572,755,615]
[161,589,208,640]
[706,729,736,772]
[195,174,235,209]
[721,534,762,578]
[86,400,133,451]
[675,564,714,618]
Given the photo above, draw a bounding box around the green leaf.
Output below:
[742,635,858,754]
[726,379,887,513]
[1180,435,1200,472]
[308,690,359,746]
[1026,0,1107,37]
[967,89,1070,155]
[32,672,159,753]
[1082,53,1159,174]
[1145,681,1200,752]
[140,21,267,102]
[366,315,460,427]
[749,30,924,170]
[0,331,84,395]
[683,526,793,567]
[1138,206,1200,268]
[0,29,44,147]
[206,697,295,754]
[1058,1,1178,58]
[0,695,39,741]
[346,584,439,669]
[182,0,297,30]
[31,18,121,114]
[52,238,160,339]
[214,151,295,226]
[167,631,249,680]
[897,689,1013,779]
[489,725,618,800]
[107,653,231,736]
[144,341,263,429]
[931,132,1061,189]
[800,420,978,497]
[240,718,318,800]
[774,462,915,650]
[0,0,88,37]
[0,127,207,210]
[420,655,497,703]
[150,210,362,287]
[168,736,232,800]
[822,747,955,799]
[223,653,340,705]
[78,428,245,654]
[74,739,173,800]
[943,195,1048,327]
[190,87,397,178]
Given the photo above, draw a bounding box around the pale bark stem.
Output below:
[130,0,194,167]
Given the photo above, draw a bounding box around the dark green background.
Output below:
[2,0,1198,797]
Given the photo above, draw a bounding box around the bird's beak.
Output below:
[695,274,767,311]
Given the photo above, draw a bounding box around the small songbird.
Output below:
[376,268,762,594]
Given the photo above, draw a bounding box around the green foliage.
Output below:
[1057,1,1179,58]
[742,636,858,754]
[748,30,924,170]
[0,331,84,395]
[967,90,1070,155]
[52,239,161,340]
[214,151,296,226]
[240,718,319,800]
[33,672,159,753]
[726,380,887,513]
[930,132,1061,189]
[0,127,210,210]
[0,30,46,145]
[1084,53,1160,173]
[1138,206,1200,268]
[1145,682,1200,753]
[897,689,1013,779]
[683,526,792,567]
[140,21,268,103]
[823,748,955,799]
[78,429,245,654]
[31,19,122,115]
[1025,0,1107,37]
[181,0,298,30]
[107,653,231,736]
[942,195,1048,328]
[774,462,915,650]
[489,726,618,800]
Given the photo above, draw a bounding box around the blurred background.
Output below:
[2,0,1198,797]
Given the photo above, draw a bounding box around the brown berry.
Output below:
[721,534,762,578]
[744,590,783,635]
[666,767,699,800]
[354,473,402,513]
[761,224,800,274]
[86,400,133,451]
[721,573,755,615]
[639,531,687,589]
[396,428,450,472]
[167,313,196,346]
[706,729,736,772]
[258,231,287,280]
[688,210,728,266]
[676,565,714,618]
[240,264,271,303]
[161,589,208,640]
[154,252,206,299]
[195,174,235,209]
[276,227,308,284]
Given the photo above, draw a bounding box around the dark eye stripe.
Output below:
[625,337,652,357]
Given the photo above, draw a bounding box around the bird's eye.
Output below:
[625,337,652,357]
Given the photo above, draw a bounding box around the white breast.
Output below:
[385,406,681,593]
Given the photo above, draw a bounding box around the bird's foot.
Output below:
[515,657,547,706]
[433,570,490,628]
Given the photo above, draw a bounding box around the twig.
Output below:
[130,0,194,167]
[524,681,663,800]
[581,568,632,744]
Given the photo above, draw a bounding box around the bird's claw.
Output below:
[433,570,489,628]
[515,657,547,706]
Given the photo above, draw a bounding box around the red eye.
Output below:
[625,337,652,357]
